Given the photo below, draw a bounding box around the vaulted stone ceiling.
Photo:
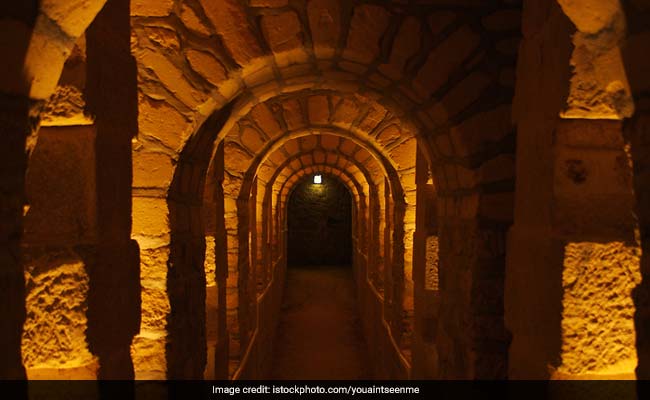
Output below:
[130,0,519,194]
[5,0,650,385]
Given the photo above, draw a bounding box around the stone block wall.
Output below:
[287,175,352,266]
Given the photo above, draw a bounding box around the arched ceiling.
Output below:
[252,134,383,218]
[214,90,415,211]
[4,0,523,226]
[131,0,521,198]
[221,90,417,178]
[277,168,365,225]
[280,166,364,207]
[259,134,383,186]
[217,94,416,206]
[272,148,376,200]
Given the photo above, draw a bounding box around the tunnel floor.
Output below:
[269,265,372,380]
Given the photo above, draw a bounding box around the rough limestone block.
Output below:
[138,97,190,151]
[180,5,212,36]
[240,126,265,153]
[186,49,228,87]
[332,98,360,127]
[132,151,175,189]
[22,250,96,371]
[250,103,282,139]
[343,5,390,64]
[131,0,173,17]
[413,26,480,99]
[199,0,263,65]
[308,0,341,59]
[138,49,207,108]
[378,17,421,80]
[261,11,303,53]
[132,197,170,249]
[282,99,306,131]
[448,105,512,158]
[307,95,329,124]
[557,241,641,378]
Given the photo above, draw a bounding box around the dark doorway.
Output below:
[287,174,352,266]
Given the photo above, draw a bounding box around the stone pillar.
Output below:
[393,198,407,346]
[0,93,41,379]
[221,146,246,374]
[505,1,574,379]
[0,1,40,382]
[249,178,258,293]
[628,107,650,380]
[412,148,440,379]
[507,0,640,379]
[215,178,230,379]
[85,0,140,380]
[260,188,270,288]
[235,196,252,362]
[367,190,379,289]
[621,0,650,380]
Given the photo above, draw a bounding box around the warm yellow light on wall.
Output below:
[555,241,641,380]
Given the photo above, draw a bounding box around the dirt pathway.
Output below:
[269,265,371,380]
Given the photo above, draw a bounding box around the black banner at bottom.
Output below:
[0,380,647,400]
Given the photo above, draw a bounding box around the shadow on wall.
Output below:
[0,0,39,380]
[287,175,352,267]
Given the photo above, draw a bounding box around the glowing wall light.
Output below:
[313,174,322,184]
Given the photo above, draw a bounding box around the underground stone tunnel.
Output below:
[1,0,650,385]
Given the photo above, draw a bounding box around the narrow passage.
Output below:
[270,265,371,380]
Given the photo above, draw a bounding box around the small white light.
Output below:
[313,174,322,184]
